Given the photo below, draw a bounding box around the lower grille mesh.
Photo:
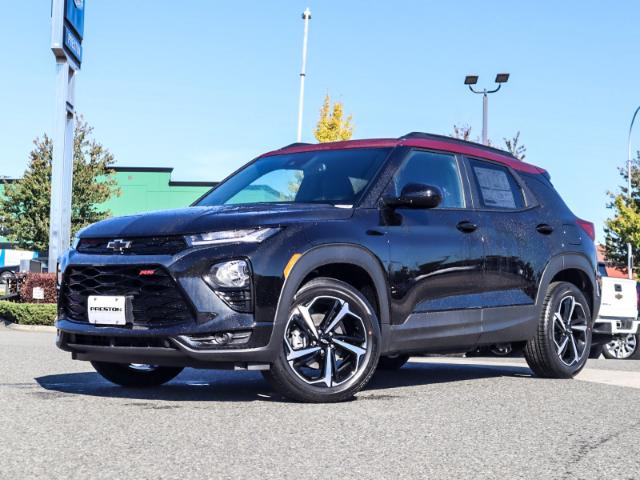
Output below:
[59,265,193,326]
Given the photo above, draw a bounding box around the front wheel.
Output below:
[524,282,592,378]
[91,362,184,387]
[263,278,381,403]
[602,334,640,360]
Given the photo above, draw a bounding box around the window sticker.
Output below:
[474,166,516,209]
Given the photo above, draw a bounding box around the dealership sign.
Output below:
[51,0,85,67]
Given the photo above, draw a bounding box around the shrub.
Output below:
[0,300,57,326]
[19,273,57,304]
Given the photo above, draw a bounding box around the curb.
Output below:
[1,321,56,333]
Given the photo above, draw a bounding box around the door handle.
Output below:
[536,224,554,235]
[457,221,478,233]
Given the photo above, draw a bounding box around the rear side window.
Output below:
[468,159,525,210]
[392,150,464,208]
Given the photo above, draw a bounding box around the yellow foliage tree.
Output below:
[313,94,353,143]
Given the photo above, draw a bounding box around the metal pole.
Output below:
[296,8,311,142]
[482,91,488,146]
[48,60,76,267]
[626,105,640,279]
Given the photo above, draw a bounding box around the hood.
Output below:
[80,204,354,238]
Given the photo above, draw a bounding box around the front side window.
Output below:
[469,159,525,210]
[196,148,390,207]
[391,150,464,208]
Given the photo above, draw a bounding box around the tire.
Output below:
[91,362,183,387]
[602,334,640,360]
[377,354,410,370]
[588,345,603,359]
[524,282,592,378]
[263,277,381,403]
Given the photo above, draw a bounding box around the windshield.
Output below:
[196,148,390,207]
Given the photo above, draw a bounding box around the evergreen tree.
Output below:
[0,118,119,252]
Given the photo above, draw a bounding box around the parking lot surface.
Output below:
[1,326,639,480]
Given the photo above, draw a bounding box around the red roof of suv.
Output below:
[263,132,546,175]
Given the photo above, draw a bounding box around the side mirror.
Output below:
[383,183,443,209]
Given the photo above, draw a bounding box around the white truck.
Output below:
[591,262,640,359]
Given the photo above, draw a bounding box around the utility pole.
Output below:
[296,8,311,142]
[626,106,640,279]
[49,0,85,268]
[464,73,510,146]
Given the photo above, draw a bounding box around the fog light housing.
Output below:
[209,260,250,288]
[205,260,253,312]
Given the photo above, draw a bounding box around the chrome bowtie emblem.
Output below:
[106,239,132,253]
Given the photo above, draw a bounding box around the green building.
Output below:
[102,167,217,216]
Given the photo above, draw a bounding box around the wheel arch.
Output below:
[537,254,599,319]
[273,244,391,328]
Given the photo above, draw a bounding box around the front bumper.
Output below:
[55,244,288,367]
[56,322,279,367]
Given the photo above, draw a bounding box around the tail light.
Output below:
[576,218,595,241]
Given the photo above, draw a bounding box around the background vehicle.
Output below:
[0,245,37,281]
[56,133,600,402]
[590,264,639,359]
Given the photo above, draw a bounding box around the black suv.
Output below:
[56,133,599,402]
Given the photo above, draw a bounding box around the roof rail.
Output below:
[279,142,313,150]
[400,132,516,159]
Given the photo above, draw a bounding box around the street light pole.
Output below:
[482,90,488,146]
[465,74,510,146]
[626,105,640,279]
[296,8,311,142]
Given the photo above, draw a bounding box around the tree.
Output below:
[451,124,527,159]
[0,118,119,252]
[313,94,353,143]
[503,132,526,160]
[451,124,473,141]
[604,154,640,276]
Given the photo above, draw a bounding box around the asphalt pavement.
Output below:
[1,326,639,480]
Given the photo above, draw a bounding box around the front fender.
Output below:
[269,243,392,353]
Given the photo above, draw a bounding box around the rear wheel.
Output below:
[602,334,640,360]
[91,362,183,387]
[263,278,380,403]
[377,354,410,370]
[524,282,592,378]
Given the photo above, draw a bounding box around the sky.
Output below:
[0,0,638,241]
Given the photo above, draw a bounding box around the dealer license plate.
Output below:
[87,296,128,325]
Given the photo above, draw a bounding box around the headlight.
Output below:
[185,227,280,247]
[208,260,251,288]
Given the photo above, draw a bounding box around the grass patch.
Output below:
[0,301,57,326]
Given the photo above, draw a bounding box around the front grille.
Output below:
[77,236,187,255]
[59,265,193,326]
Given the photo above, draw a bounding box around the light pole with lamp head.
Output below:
[465,73,510,145]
